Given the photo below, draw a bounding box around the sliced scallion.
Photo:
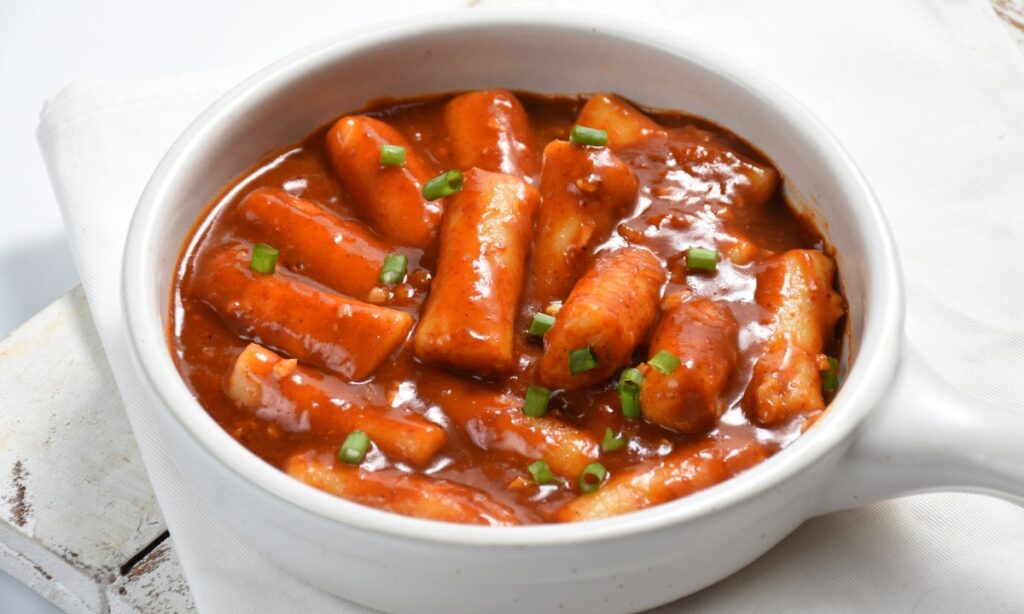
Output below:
[249,243,279,274]
[686,247,719,272]
[339,431,371,465]
[569,125,608,147]
[422,169,464,201]
[601,427,627,453]
[649,350,681,375]
[528,460,554,485]
[579,462,607,493]
[379,253,408,285]
[522,385,552,418]
[379,144,407,167]
[617,367,644,419]
[569,347,598,375]
[528,312,556,337]
[822,356,840,392]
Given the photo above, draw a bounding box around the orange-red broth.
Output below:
[170,93,841,524]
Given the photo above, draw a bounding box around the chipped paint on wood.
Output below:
[107,540,195,614]
[5,460,32,528]
[0,287,165,611]
[994,0,1024,46]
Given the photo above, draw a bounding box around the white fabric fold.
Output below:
[37,0,1024,611]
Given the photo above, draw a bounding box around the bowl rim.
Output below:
[122,7,905,547]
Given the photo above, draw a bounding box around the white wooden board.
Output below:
[0,287,187,612]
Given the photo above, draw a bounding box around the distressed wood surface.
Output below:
[107,540,194,614]
[994,0,1024,46]
[0,287,166,612]
[1,2,1021,611]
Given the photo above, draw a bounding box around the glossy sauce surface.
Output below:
[171,93,840,524]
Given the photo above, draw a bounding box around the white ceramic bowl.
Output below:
[122,9,1024,613]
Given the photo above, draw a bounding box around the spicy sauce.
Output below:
[170,93,839,524]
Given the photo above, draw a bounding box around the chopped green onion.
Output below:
[569,347,598,375]
[249,243,279,274]
[522,385,552,418]
[379,144,407,167]
[617,367,644,419]
[686,247,719,272]
[528,312,556,337]
[422,169,464,201]
[378,253,408,284]
[339,431,371,465]
[601,427,627,453]
[649,350,681,375]
[569,125,608,147]
[527,460,555,485]
[579,462,607,493]
[822,356,840,392]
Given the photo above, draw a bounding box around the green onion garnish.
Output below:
[686,247,719,272]
[379,144,407,167]
[569,125,608,147]
[649,350,681,375]
[378,253,408,285]
[338,431,371,465]
[422,169,464,201]
[601,427,627,453]
[249,243,279,274]
[617,367,644,419]
[528,460,555,485]
[822,356,840,392]
[528,312,555,337]
[569,347,598,375]
[579,462,607,493]
[522,385,552,418]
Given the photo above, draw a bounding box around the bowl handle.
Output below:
[814,339,1024,515]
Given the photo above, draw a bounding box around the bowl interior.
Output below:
[126,12,902,543]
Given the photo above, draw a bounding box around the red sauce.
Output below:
[169,92,843,524]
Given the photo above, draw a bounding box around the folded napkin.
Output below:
[38,0,1024,611]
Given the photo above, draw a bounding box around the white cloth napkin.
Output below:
[37,0,1024,611]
